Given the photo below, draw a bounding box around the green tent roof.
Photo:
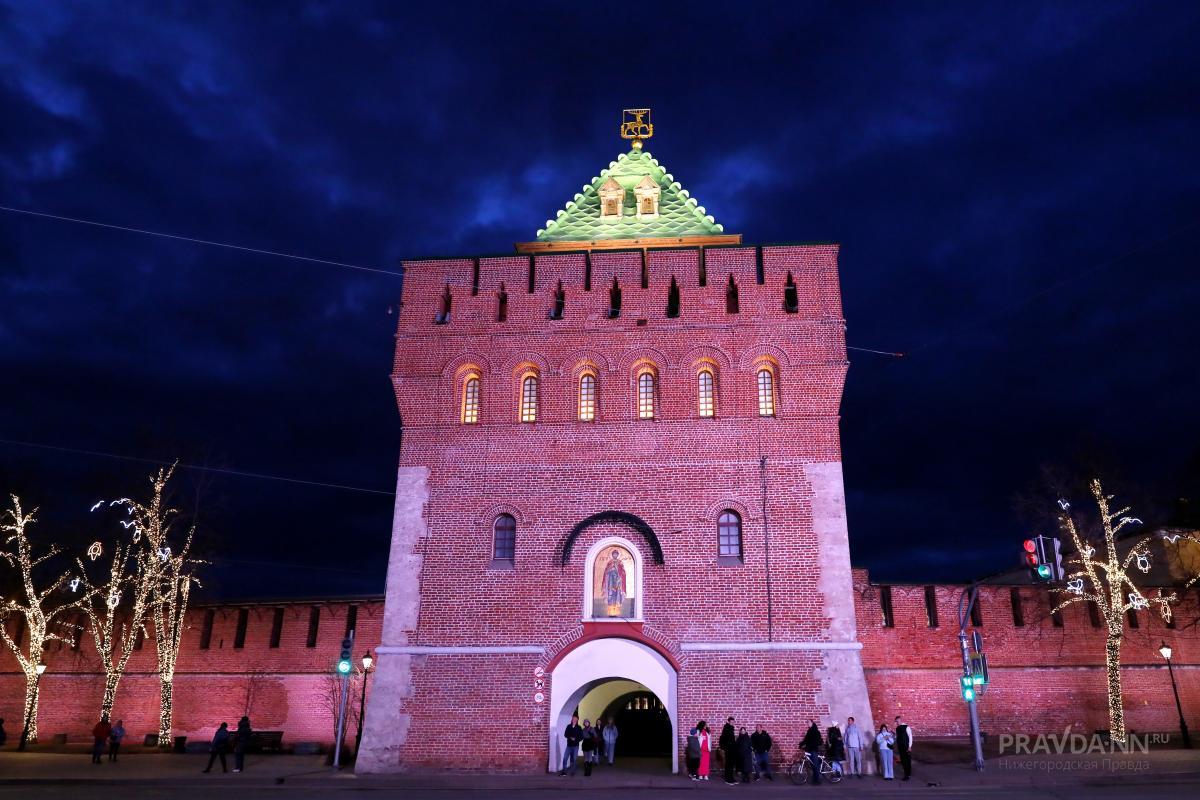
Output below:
[535,149,725,242]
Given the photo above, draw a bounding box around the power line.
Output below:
[0,437,395,497]
[0,204,402,278]
[848,346,905,358]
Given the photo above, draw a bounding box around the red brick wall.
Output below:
[0,599,383,746]
[854,571,1200,738]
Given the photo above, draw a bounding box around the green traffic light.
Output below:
[1037,564,1052,579]
[963,687,975,701]
[337,660,351,674]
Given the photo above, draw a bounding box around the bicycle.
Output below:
[787,748,843,785]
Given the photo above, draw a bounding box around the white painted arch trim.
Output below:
[549,637,677,774]
[375,645,544,655]
[680,641,863,651]
[582,536,644,622]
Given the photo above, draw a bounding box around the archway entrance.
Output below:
[547,638,678,773]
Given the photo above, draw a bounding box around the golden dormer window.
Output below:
[634,175,660,220]
[599,176,624,222]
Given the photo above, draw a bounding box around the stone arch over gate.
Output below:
[560,510,664,566]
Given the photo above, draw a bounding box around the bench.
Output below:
[230,730,285,753]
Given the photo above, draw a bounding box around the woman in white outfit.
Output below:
[875,724,895,780]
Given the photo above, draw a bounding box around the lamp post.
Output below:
[18,662,48,752]
[1158,642,1192,749]
[354,651,373,757]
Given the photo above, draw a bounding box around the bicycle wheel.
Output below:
[789,759,810,785]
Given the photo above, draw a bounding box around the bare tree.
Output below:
[1050,478,1200,743]
[0,497,87,743]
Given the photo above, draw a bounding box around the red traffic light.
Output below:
[1023,539,1037,554]
[1024,553,1038,566]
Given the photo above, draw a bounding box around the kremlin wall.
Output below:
[3,574,1195,753]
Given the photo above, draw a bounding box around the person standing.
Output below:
[580,719,598,776]
[559,714,583,776]
[802,720,823,785]
[234,716,252,773]
[685,727,701,779]
[0,718,7,749]
[719,716,737,785]
[203,722,231,773]
[826,722,845,775]
[108,719,125,762]
[697,721,713,781]
[875,724,895,780]
[91,717,112,764]
[894,716,913,781]
[843,716,864,778]
[751,726,773,781]
[736,727,754,784]
[601,716,619,766]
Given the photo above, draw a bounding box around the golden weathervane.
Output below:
[620,108,653,150]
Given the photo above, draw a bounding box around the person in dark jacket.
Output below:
[91,717,112,764]
[751,726,773,780]
[108,719,125,762]
[0,718,7,748]
[802,721,823,784]
[894,716,913,781]
[580,720,598,776]
[685,727,701,779]
[736,727,754,784]
[203,722,230,773]
[559,714,583,776]
[826,722,845,775]
[234,716,252,773]
[719,717,738,785]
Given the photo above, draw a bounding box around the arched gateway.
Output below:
[548,637,678,774]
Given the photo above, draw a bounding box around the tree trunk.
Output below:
[100,672,122,722]
[21,673,40,744]
[157,677,173,747]
[1106,634,1126,743]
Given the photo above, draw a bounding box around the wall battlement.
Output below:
[397,244,843,332]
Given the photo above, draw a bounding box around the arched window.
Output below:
[578,373,597,422]
[637,371,655,419]
[492,514,516,563]
[697,369,715,418]
[461,376,480,424]
[520,375,538,422]
[757,368,776,417]
[718,511,742,560]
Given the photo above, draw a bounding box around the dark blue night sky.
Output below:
[2,2,1197,598]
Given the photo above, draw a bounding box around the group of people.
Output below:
[558,715,619,776]
[799,715,914,783]
[203,716,255,773]
[88,717,126,764]
[684,719,774,783]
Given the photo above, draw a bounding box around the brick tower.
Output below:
[357,119,874,773]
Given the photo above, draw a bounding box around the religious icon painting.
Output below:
[592,544,636,618]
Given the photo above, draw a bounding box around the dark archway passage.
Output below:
[601,691,672,758]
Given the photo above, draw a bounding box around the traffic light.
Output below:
[960,674,976,702]
[1024,536,1055,581]
[337,637,353,675]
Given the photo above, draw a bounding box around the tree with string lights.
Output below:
[0,496,89,745]
[1050,479,1200,744]
[128,465,204,747]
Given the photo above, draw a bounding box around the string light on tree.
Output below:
[1050,479,1200,744]
[0,497,90,744]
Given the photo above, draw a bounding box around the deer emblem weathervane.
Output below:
[620,108,653,150]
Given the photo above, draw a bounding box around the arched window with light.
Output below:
[756,368,776,417]
[637,370,656,419]
[461,375,481,424]
[697,369,716,418]
[520,375,538,422]
[718,511,742,562]
[578,372,597,422]
[492,514,516,564]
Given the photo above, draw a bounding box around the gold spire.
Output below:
[620,108,653,150]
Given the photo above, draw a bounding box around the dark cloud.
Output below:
[1,1,1197,594]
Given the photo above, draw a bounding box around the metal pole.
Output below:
[958,585,985,771]
[355,664,370,755]
[1165,657,1192,749]
[333,629,354,769]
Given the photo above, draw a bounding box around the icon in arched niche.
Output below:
[592,544,636,618]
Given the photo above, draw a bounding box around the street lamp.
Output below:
[1159,642,1192,749]
[354,651,374,757]
[18,662,48,752]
